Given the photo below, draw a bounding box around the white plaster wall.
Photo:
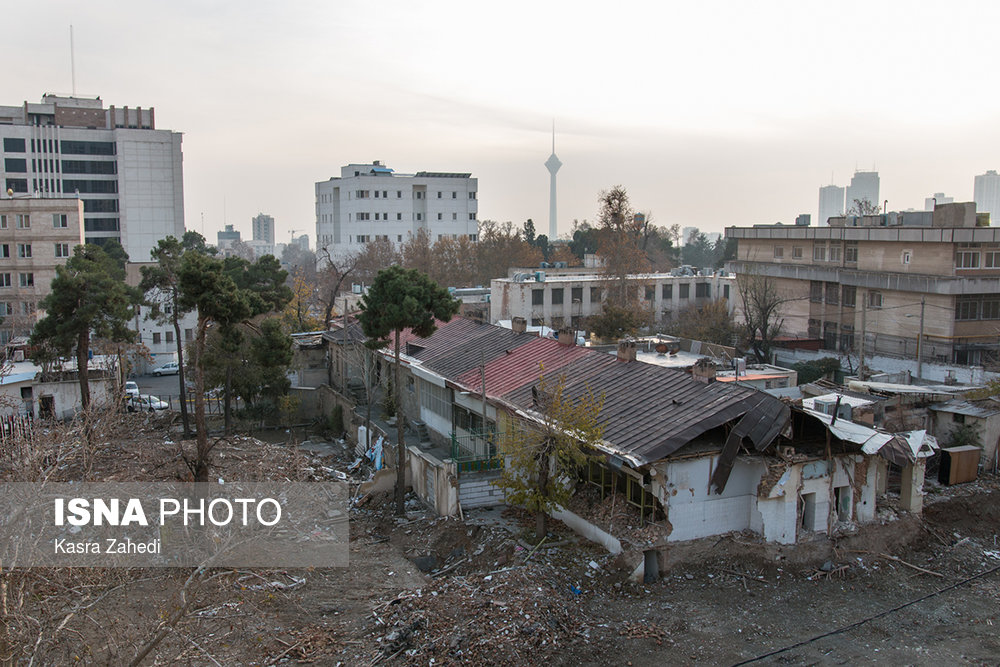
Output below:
[662,457,765,543]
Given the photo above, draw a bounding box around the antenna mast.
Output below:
[70,25,76,95]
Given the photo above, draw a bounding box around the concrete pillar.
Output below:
[876,458,888,495]
[899,460,925,514]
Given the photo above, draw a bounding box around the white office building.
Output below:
[818,184,845,226]
[0,94,184,263]
[315,161,478,259]
[845,171,880,213]
[974,170,1000,224]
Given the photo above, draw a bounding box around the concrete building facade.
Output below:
[726,202,1000,370]
[315,161,478,259]
[490,271,735,330]
[0,94,184,262]
[252,212,274,245]
[846,170,880,212]
[818,184,845,226]
[0,197,84,343]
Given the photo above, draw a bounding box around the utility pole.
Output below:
[859,297,867,381]
[480,349,488,457]
[916,296,925,382]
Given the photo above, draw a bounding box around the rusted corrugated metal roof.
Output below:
[456,337,592,398]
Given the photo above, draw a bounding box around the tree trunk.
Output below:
[76,331,90,411]
[172,299,191,438]
[535,447,550,541]
[394,330,406,516]
[224,364,232,436]
[192,316,210,482]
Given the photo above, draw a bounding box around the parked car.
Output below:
[124,381,140,398]
[128,394,169,412]
[151,361,180,376]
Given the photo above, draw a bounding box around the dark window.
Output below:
[0,245,7,258]
[807,318,821,337]
[532,289,544,306]
[3,138,26,152]
[842,286,856,308]
[85,236,122,248]
[825,282,839,305]
[810,281,823,303]
[571,287,583,303]
[679,284,690,299]
[61,160,116,174]
[63,180,117,194]
[185,329,194,341]
[956,299,979,320]
[645,286,655,300]
[551,288,564,305]
[590,286,601,302]
[152,332,161,345]
[60,140,115,155]
[4,158,26,173]
[5,179,27,193]
[723,284,730,299]
[662,284,672,299]
[84,219,120,232]
[823,321,837,349]
[165,331,174,343]
[84,199,119,213]
[695,283,710,298]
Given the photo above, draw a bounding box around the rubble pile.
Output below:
[566,485,664,545]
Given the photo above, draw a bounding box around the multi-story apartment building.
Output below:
[0,197,84,343]
[0,94,184,263]
[252,212,275,245]
[315,161,478,259]
[490,270,735,330]
[125,262,198,373]
[726,202,1000,368]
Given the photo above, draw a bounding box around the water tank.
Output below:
[535,271,546,282]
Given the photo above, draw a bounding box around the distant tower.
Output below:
[544,122,561,239]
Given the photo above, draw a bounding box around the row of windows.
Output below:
[810,282,858,307]
[0,243,71,259]
[347,212,476,222]
[955,248,1000,269]
[955,297,1000,321]
[0,273,35,288]
[63,179,117,194]
[346,190,477,201]
[348,234,479,244]
[5,139,117,156]
[0,301,36,316]
[773,242,859,263]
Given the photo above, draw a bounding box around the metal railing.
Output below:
[450,430,506,473]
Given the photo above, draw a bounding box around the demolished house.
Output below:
[357,318,931,551]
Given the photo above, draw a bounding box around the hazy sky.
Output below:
[8,1,1000,249]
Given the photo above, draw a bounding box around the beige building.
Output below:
[490,270,735,329]
[0,196,84,342]
[726,202,1000,369]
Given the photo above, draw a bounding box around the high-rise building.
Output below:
[845,171,880,213]
[974,171,1000,224]
[252,212,274,245]
[217,224,240,252]
[544,126,561,240]
[315,161,478,259]
[924,192,953,211]
[0,94,184,262]
[817,185,845,226]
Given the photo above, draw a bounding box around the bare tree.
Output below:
[316,247,359,330]
[847,197,881,216]
[735,270,788,363]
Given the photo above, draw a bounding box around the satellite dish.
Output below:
[6,189,12,197]
[654,342,669,355]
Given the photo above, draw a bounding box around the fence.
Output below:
[157,395,245,415]
[450,430,506,473]
[0,414,33,444]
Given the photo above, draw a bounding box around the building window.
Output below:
[792,246,803,259]
[662,284,672,299]
[437,191,442,199]
[825,282,838,305]
[469,192,477,199]
[165,330,174,344]
[842,285,856,308]
[813,244,826,261]
[469,213,476,221]
[956,250,980,268]
[985,251,1000,268]
[374,190,380,198]
[0,274,9,288]
[437,213,442,220]
[695,283,710,298]
[532,289,544,306]
[469,234,478,242]
[53,214,68,228]
[16,244,30,259]
[723,284,730,299]
[644,285,656,301]
[16,215,29,229]
[807,318,821,337]
[20,302,34,316]
[679,284,690,299]
[591,286,601,302]
[981,299,1000,320]
[0,216,6,229]
[416,213,422,221]
[397,213,402,220]
[901,250,911,265]
[452,191,457,199]
[868,291,883,309]
[152,332,161,345]
[397,191,402,198]
[956,299,979,320]
[452,213,457,220]
[19,273,33,288]
[185,328,194,341]
[55,243,69,258]
[810,281,823,303]
[551,288,564,305]
[773,246,784,259]
[570,287,583,303]
[828,244,842,262]
[0,303,10,315]
[0,245,7,259]
[415,191,423,199]
[397,235,403,242]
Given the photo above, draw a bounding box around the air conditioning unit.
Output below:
[813,398,852,421]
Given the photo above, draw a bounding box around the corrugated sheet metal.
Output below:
[456,337,591,398]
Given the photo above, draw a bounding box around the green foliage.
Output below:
[792,357,842,385]
[321,404,345,437]
[382,373,397,419]
[586,303,645,341]
[358,266,460,349]
[947,422,981,449]
[497,374,605,540]
[30,244,137,408]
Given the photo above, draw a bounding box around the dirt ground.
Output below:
[2,414,999,665]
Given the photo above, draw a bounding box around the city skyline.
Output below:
[7,1,1000,251]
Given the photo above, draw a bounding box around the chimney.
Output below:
[692,357,717,384]
[558,328,575,346]
[512,317,527,334]
[616,339,636,362]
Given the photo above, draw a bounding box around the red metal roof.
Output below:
[456,336,591,398]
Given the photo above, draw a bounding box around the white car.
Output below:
[128,394,169,412]
[124,381,139,398]
[151,361,180,376]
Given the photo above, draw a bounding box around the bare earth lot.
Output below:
[3,415,998,665]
